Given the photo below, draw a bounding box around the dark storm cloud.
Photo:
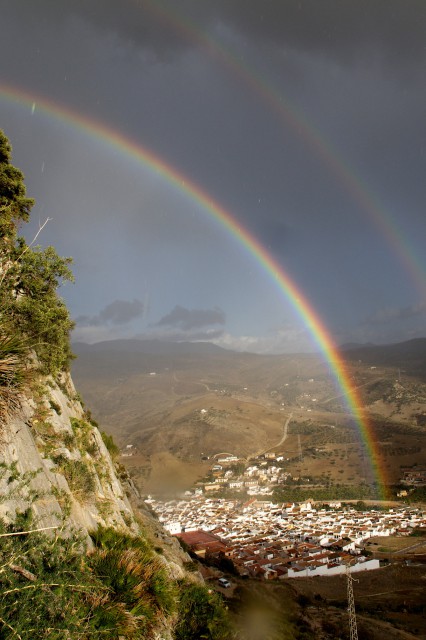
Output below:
[76,299,144,327]
[3,0,187,57]
[156,305,226,330]
[207,1,426,63]
[362,302,426,326]
[6,1,425,67]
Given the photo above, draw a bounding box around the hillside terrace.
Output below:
[147,497,425,579]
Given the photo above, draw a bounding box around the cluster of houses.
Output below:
[400,465,426,486]
[147,497,425,579]
[121,443,138,457]
[203,453,292,496]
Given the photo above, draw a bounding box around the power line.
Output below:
[346,564,359,640]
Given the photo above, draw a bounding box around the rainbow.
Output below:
[142,0,425,298]
[0,84,388,497]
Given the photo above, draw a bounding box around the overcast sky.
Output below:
[1,1,425,353]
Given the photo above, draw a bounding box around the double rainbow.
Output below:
[0,84,387,496]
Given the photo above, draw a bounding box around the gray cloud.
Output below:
[156,305,226,330]
[362,302,426,326]
[5,1,425,68]
[208,1,426,65]
[76,299,144,327]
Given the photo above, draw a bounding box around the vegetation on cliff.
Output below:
[0,515,233,639]
[0,129,74,413]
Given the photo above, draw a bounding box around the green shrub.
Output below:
[0,519,105,639]
[88,527,178,635]
[101,431,120,458]
[56,459,96,499]
[70,417,97,454]
[0,331,30,421]
[62,431,75,448]
[0,522,181,639]
[49,399,61,414]
[174,583,233,640]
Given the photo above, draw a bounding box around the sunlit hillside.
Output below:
[72,338,426,498]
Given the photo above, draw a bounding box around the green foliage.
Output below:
[0,519,104,639]
[228,462,246,476]
[70,417,97,455]
[62,431,75,448]
[0,523,184,639]
[0,462,41,507]
[409,526,426,537]
[3,241,74,374]
[49,399,61,414]
[0,330,29,420]
[183,560,199,572]
[272,483,375,503]
[216,556,238,576]
[0,130,74,378]
[88,526,178,635]
[88,548,173,631]
[406,485,426,503]
[0,517,236,639]
[0,131,34,238]
[89,524,151,556]
[101,431,120,458]
[84,407,98,426]
[55,458,96,500]
[174,583,233,640]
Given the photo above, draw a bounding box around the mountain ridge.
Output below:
[73,338,232,355]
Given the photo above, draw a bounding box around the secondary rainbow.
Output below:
[0,84,388,496]
[142,0,425,298]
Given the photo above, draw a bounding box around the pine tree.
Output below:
[0,130,34,240]
[0,130,74,376]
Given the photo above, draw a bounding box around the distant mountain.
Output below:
[71,338,242,381]
[339,342,377,351]
[72,339,231,356]
[73,336,426,361]
[340,338,426,378]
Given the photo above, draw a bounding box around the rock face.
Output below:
[0,370,200,640]
[0,371,138,539]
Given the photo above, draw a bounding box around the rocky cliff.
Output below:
[0,370,138,539]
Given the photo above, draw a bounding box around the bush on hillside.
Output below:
[174,583,233,640]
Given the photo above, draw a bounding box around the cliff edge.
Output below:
[0,370,138,538]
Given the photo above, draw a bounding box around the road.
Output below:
[276,412,293,448]
[260,412,293,456]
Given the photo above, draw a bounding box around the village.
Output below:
[146,453,425,580]
[147,495,425,579]
[201,452,293,497]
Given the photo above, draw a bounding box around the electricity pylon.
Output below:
[346,564,358,640]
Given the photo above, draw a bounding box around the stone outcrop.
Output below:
[0,371,138,539]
